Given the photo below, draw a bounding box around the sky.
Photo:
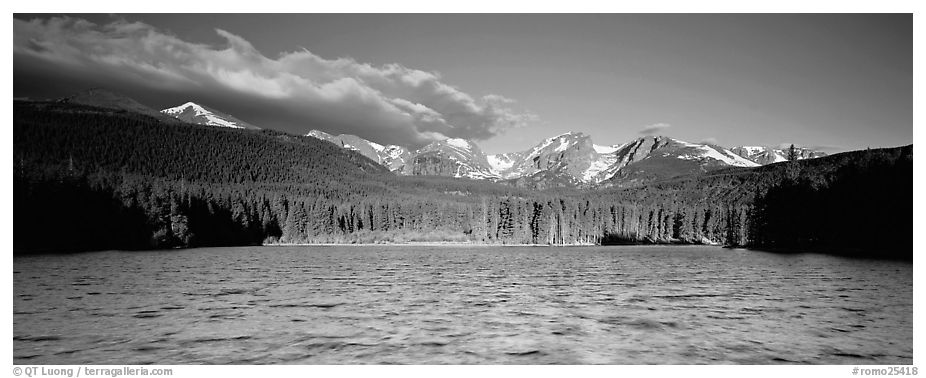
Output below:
[12,14,912,154]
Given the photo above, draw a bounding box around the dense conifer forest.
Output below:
[13,100,912,259]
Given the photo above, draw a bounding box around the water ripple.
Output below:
[14,245,913,364]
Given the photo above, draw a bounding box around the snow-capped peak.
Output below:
[163,102,206,116]
[162,102,220,122]
[527,132,589,155]
[161,101,257,129]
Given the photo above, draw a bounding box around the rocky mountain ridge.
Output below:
[307,129,825,188]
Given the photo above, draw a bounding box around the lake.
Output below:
[13,245,913,364]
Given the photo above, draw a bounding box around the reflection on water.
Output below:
[13,245,912,364]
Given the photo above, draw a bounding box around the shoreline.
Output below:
[262,242,582,247]
[258,242,716,248]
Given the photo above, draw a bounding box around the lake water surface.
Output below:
[13,245,913,364]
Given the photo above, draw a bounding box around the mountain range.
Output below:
[303,129,827,189]
[51,89,830,189]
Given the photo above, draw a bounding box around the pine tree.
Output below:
[787,144,799,162]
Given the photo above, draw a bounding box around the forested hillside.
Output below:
[601,145,912,258]
[13,100,912,259]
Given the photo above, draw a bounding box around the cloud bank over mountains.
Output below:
[13,16,535,147]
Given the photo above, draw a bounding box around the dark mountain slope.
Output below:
[56,88,181,124]
[15,100,388,187]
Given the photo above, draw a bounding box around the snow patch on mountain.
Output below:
[532,136,557,152]
[593,144,618,154]
[306,130,335,140]
[582,153,617,182]
[767,151,788,163]
[671,138,701,148]
[739,146,766,155]
[445,138,471,149]
[696,146,761,167]
[306,130,409,168]
[487,154,517,173]
[382,145,412,173]
[658,138,759,167]
[415,138,498,179]
[162,102,247,129]
[384,145,408,159]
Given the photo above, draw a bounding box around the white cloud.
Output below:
[13,16,534,147]
[639,122,671,135]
